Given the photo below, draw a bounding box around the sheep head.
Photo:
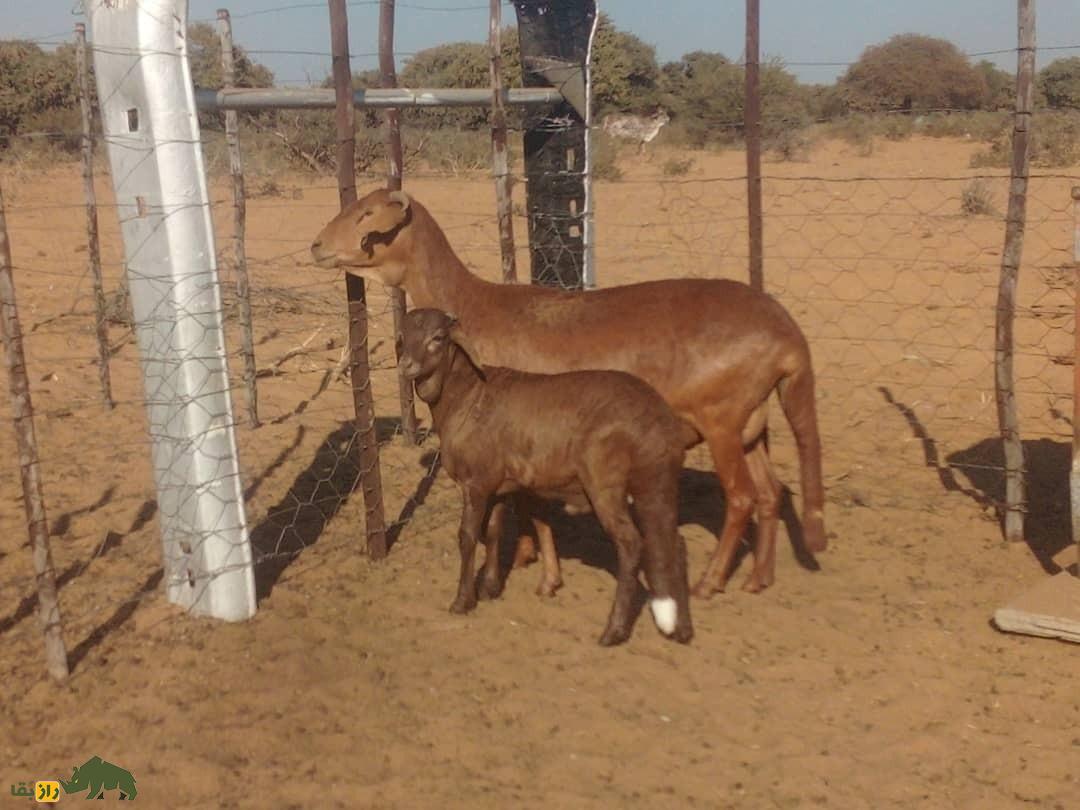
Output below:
[311,187,412,286]
[396,308,483,403]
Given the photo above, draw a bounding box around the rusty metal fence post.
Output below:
[490,0,518,283]
[0,183,70,683]
[75,23,114,410]
[745,0,763,292]
[217,8,260,428]
[329,0,388,559]
[378,0,419,445]
[995,0,1035,544]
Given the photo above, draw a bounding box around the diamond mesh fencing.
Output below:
[1,4,1077,687]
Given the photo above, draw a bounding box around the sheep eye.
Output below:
[356,211,370,224]
[427,334,446,351]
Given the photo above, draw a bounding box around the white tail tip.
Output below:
[650,596,677,635]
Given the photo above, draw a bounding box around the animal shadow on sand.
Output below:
[489,500,651,635]
[676,466,821,577]
[879,385,1074,576]
[486,463,820,620]
[250,417,441,600]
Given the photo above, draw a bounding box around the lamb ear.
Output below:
[447,324,486,372]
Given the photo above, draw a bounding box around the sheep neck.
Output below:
[424,346,486,435]
[403,210,488,318]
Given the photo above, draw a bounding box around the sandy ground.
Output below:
[1,136,1078,808]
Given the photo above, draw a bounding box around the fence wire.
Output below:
[2,10,1078,687]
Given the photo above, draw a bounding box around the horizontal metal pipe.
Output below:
[194,86,563,111]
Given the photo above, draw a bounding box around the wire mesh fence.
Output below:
[1,1,1078,687]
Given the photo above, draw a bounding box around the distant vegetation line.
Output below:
[3,15,1079,173]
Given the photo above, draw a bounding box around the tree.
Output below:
[659,51,809,147]
[186,23,274,131]
[837,34,987,112]
[1039,57,1080,110]
[590,13,659,114]
[0,41,78,138]
[974,60,1013,110]
[187,22,274,90]
[397,29,521,130]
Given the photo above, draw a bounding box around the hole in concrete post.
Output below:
[567,148,575,169]
[126,108,139,132]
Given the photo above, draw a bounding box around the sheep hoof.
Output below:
[690,579,723,599]
[741,572,772,593]
[670,624,694,644]
[449,596,476,614]
[477,575,503,601]
[598,625,630,647]
[535,578,562,598]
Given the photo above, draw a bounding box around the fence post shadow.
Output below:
[386,445,441,553]
[249,416,433,600]
[878,385,1072,575]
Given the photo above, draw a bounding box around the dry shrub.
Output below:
[960,178,997,216]
[971,110,1080,169]
[661,156,694,176]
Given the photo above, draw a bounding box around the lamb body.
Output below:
[399,308,694,646]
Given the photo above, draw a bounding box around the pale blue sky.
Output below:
[7,0,1080,85]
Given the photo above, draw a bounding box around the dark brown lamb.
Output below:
[398,308,694,647]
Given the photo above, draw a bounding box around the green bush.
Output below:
[0,41,78,140]
[419,128,491,174]
[837,34,988,112]
[918,110,1008,140]
[661,156,694,176]
[826,115,875,155]
[880,115,915,141]
[1038,57,1080,110]
[658,52,811,149]
[970,111,1080,168]
[766,126,816,161]
[590,133,622,180]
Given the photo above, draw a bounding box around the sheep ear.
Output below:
[448,324,485,371]
[388,189,411,210]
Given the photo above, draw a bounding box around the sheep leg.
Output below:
[512,531,538,570]
[589,489,644,647]
[510,493,539,570]
[477,500,506,601]
[631,471,693,643]
[450,487,489,614]
[692,428,757,599]
[742,439,781,593]
[532,516,563,597]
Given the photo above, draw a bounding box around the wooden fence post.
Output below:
[75,23,114,410]
[490,0,518,283]
[745,0,763,292]
[0,183,70,683]
[378,0,419,445]
[217,8,260,428]
[329,0,388,559]
[995,0,1035,543]
[1071,185,1080,572]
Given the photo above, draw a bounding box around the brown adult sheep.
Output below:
[311,188,826,597]
[398,308,694,646]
